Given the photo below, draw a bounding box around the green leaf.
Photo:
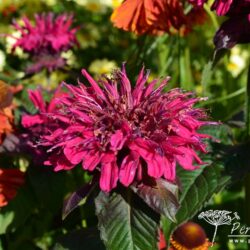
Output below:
[0,211,14,234]
[199,124,234,146]
[162,164,230,240]
[201,61,213,96]
[179,46,194,90]
[95,189,160,250]
[131,179,179,222]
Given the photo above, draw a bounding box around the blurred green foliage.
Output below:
[0,1,250,249]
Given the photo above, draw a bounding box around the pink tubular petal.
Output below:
[119,152,139,186]
[147,154,164,178]
[119,71,133,108]
[110,130,126,151]
[81,69,106,100]
[28,89,46,112]
[42,128,64,143]
[129,139,164,178]
[211,0,233,16]
[22,114,44,128]
[46,155,75,171]
[128,138,155,160]
[132,67,150,105]
[163,157,176,181]
[100,161,119,192]
[64,137,85,164]
[176,146,198,170]
[82,150,101,171]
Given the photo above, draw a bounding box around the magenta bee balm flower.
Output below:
[25,66,215,192]
[10,13,78,73]
[211,0,233,16]
[21,87,69,165]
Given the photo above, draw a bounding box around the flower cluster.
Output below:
[10,13,78,73]
[111,0,207,35]
[24,66,215,192]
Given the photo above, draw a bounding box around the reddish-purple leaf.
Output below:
[62,182,96,220]
[131,178,180,222]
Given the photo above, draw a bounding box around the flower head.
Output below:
[0,168,25,207]
[158,222,211,250]
[111,0,205,35]
[10,13,78,73]
[170,222,210,250]
[26,66,215,192]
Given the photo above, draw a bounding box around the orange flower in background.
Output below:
[0,168,25,207]
[181,7,207,36]
[0,81,14,144]
[111,0,186,35]
[111,0,206,35]
[158,229,167,250]
[0,107,14,144]
[0,80,13,109]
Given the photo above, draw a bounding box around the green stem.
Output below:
[246,63,250,136]
[245,63,250,250]
[204,3,219,30]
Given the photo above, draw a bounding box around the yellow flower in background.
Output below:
[0,50,6,72]
[41,0,57,6]
[30,70,68,90]
[227,47,249,77]
[77,24,101,49]
[72,0,113,12]
[5,31,26,58]
[61,50,78,67]
[88,59,117,76]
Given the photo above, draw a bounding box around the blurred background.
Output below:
[0,0,249,249]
